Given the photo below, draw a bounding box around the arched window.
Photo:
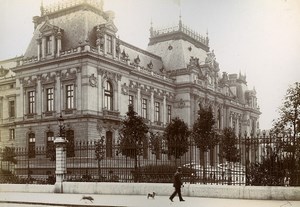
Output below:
[66,129,75,157]
[28,132,36,158]
[106,131,113,158]
[104,81,113,110]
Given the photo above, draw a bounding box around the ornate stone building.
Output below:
[0,0,260,157]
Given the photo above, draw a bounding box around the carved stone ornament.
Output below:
[121,83,129,95]
[89,74,97,87]
[188,56,199,68]
[0,66,9,77]
[134,55,140,65]
[61,69,77,81]
[178,98,185,109]
[147,60,153,69]
[41,73,56,85]
[121,49,129,61]
[23,77,37,88]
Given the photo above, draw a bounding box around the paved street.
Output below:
[0,192,300,207]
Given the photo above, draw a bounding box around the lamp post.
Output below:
[54,114,67,193]
[244,131,250,185]
[57,115,65,138]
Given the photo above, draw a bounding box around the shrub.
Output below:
[134,164,196,183]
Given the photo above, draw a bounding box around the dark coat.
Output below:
[173,171,182,188]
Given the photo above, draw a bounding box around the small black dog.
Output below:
[81,195,94,202]
[147,192,156,199]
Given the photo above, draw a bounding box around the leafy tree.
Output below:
[219,127,240,184]
[119,105,149,181]
[149,131,161,165]
[1,147,17,173]
[95,136,105,181]
[163,117,189,166]
[191,105,219,182]
[271,82,300,177]
[272,82,300,140]
[219,127,240,163]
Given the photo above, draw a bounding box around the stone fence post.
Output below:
[54,137,67,193]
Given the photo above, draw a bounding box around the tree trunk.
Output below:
[97,160,101,181]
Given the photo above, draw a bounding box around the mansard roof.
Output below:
[24,1,108,58]
[147,21,210,71]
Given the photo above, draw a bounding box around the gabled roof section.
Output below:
[100,21,118,34]
[39,21,59,34]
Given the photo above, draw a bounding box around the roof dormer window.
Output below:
[37,22,63,60]
[46,36,52,55]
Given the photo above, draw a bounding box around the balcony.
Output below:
[102,109,120,122]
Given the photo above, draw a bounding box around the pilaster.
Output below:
[150,88,154,123]
[55,71,61,113]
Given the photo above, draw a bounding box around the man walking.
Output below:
[169,167,185,202]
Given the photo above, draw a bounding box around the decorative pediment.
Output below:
[39,22,59,35]
[96,21,118,35]
[106,22,118,33]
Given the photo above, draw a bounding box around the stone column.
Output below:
[76,68,82,111]
[42,37,46,59]
[236,115,239,136]
[51,35,56,57]
[37,76,42,116]
[112,37,116,58]
[150,89,154,123]
[103,34,107,55]
[97,69,103,111]
[137,86,141,116]
[17,79,24,118]
[163,93,166,125]
[56,31,62,57]
[55,72,61,113]
[36,39,41,61]
[54,137,67,193]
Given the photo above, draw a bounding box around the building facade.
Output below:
[0,0,260,157]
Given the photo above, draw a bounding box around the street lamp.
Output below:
[57,114,65,138]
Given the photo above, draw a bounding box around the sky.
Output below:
[0,0,299,130]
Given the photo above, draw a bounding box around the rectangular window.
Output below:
[9,129,15,140]
[142,98,147,119]
[28,91,35,114]
[28,133,36,158]
[9,100,15,117]
[46,88,54,111]
[167,105,172,123]
[154,102,160,122]
[66,84,74,109]
[46,36,52,55]
[106,35,112,54]
[129,95,134,107]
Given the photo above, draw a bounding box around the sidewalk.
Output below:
[1,192,300,207]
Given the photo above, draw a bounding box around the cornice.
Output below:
[120,40,162,60]
[149,31,210,52]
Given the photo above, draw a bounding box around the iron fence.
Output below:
[0,135,299,186]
